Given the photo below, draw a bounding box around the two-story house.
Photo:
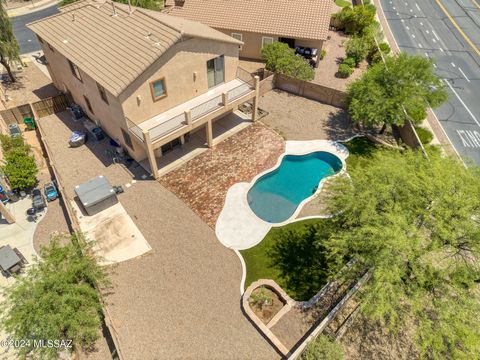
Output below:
[28,1,259,178]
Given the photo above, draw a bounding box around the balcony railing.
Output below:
[127,67,256,145]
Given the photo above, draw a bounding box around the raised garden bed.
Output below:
[248,286,285,325]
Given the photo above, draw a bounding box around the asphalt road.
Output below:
[11,5,58,55]
[380,0,480,165]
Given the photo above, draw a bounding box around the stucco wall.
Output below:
[39,40,147,161]
[120,37,240,124]
[217,29,324,60]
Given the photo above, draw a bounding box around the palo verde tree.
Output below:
[323,150,480,359]
[261,42,315,81]
[1,233,110,360]
[346,53,447,133]
[0,1,21,82]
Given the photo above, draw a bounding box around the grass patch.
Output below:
[335,0,351,7]
[241,219,332,301]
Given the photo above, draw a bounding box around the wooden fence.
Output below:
[0,104,33,125]
[31,94,69,118]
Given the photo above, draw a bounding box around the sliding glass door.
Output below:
[207,55,225,88]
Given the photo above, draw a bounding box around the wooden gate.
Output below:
[0,104,33,125]
[31,94,69,118]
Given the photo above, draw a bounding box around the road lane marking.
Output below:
[432,30,440,41]
[412,34,416,38]
[433,63,438,68]
[444,79,480,128]
[458,68,471,82]
[451,62,456,67]
[440,47,444,52]
[426,30,430,34]
[420,22,424,26]
[406,26,410,30]
[432,38,437,43]
[418,43,423,47]
[470,0,480,10]
[401,19,405,23]
[457,130,480,148]
[425,52,429,57]
[435,0,480,56]
[416,3,421,11]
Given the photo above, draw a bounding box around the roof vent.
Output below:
[72,12,75,21]
[111,2,118,16]
[145,32,152,39]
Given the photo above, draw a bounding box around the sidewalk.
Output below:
[373,0,462,161]
[7,0,58,17]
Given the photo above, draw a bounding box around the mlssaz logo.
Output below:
[33,339,73,348]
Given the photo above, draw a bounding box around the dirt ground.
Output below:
[259,89,355,141]
[249,287,284,325]
[1,61,59,107]
[313,30,367,91]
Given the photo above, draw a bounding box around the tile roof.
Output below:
[165,0,333,42]
[28,1,242,97]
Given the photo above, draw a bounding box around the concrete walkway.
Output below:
[215,140,349,250]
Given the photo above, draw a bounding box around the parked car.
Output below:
[8,123,21,138]
[44,182,58,201]
[31,189,46,210]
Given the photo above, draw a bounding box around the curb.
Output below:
[8,0,59,17]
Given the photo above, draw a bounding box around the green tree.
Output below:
[0,134,29,153]
[1,233,109,360]
[324,150,480,359]
[346,53,447,132]
[261,42,314,81]
[302,335,344,360]
[0,2,21,82]
[331,4,377,35]
[1,147,38,190]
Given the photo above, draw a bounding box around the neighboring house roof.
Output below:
[27,1,242,97]
[165,0,333,42]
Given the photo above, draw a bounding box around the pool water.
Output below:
[247,152,343,223]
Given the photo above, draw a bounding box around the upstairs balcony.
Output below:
[127,67,257,147]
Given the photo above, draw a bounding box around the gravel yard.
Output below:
[38,112,278,360]
[259,90,355,141]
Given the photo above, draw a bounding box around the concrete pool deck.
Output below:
[215,140,349,250]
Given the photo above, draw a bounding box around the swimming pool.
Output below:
[247,151,343,223]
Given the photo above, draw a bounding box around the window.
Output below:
[83,95,94,114]
[231,33,243,50]
[48,43,55,52]
[262,36,274,48]
[97,82,109,104]
[206,55,224,89]
[150,78,167,101]
[121,128,134,150]
[68,60,82,81]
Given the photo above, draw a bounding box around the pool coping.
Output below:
[215,140,350,254]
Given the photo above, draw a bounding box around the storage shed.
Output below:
[75,176,118,216]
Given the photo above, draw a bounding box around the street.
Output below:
[380,0,480,165]
[11,4,58,54]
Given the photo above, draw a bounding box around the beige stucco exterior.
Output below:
[39,36,244,165]
[216,28,324,60]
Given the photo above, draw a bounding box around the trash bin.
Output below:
[23,117,35,130]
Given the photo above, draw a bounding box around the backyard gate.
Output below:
[31,94,69,118]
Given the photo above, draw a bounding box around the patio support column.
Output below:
[142,130,159,179]
[222,92,228,107]
[0,201,15,224]
[252,75,260,122]
[206,119,214,148]
[185,110,192,126]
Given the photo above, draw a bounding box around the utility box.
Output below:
[74,176,117,216]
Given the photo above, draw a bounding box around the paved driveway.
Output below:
[38,112,278,359]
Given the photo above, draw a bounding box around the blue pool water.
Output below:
[247,152,343,223]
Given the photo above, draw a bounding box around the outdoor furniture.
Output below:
[0,245,22,276]
[75,175,118,216]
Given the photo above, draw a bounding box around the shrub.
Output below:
[249,287,272,309]
[415,126,433,144]
[261,42,315,81]
[337,63,354,78]
[331,4,377,35]
[1,148,38,190]
[378,42,391,54]
[345,37,370,65]
[0,134,28,153]
[320,49,327,60]
[342,56,356,68]
[302,335,344,360]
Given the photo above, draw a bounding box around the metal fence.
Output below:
[126,117,144,142]
[191,95,223,121]
[150,112,187,142]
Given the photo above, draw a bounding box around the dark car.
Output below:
[32,189,46,210]
[8,124,21,138]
